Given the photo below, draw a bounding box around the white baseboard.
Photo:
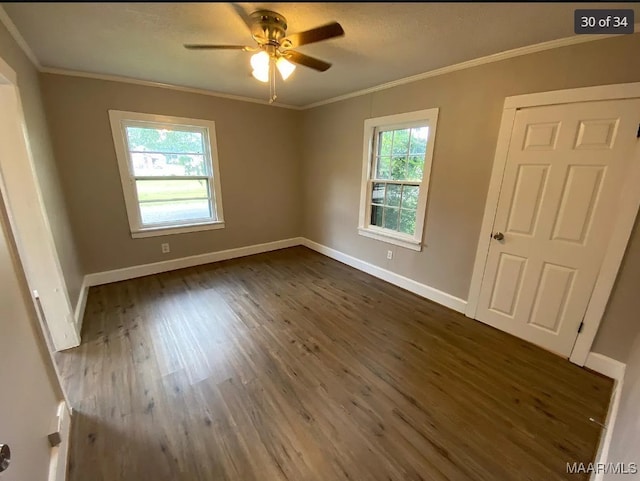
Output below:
[585,352,627,381]
[48,401,71,481]
[591,377,625,481]
[84,237,304,287]
[301,238,468,313]
[82,236,467,315]
[74,278,89,336]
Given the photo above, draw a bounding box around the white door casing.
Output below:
[0,190,68,480]
[468,93,640,359]
[0,59,79,351]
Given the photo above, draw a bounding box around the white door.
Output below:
[476,99,640,356]
[0,75,79,351]
[0,198,64,480]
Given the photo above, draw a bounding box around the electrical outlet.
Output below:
[387,250,393,260]
[161,243,170,254]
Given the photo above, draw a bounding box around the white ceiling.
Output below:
[3,2,639,107]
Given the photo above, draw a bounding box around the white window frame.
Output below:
[108,110,225,238]
[358,108,439,251]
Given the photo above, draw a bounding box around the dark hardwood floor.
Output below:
[55,246,613,481]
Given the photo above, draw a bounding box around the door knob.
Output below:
[0,444,10,473]
[492,232,504,241]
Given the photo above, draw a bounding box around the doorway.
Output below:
[0,57,79,351]
[467,83,640,363]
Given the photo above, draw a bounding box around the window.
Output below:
[109,110,224,238]
[358,108,439,251]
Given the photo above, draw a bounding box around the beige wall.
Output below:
[27,31,640,363]
[593,217,640,363]
[301,33,640,363]
[605,330,640,480]
[40,74,303,274]
[0,21,83,305]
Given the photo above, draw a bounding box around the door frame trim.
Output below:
[465,82,640,366]
[0,56,80,351]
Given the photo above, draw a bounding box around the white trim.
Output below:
[570,126,640,365]
[108,110,225,238]
[84,237,304,286]
[504,82,640,109]
[0,5,41,69]
[302,28,640,110]
[0,74,79,351]
[74,278,89,336]
[48,401,71,481]
[584,352,626,381]
[580,351,626,481]
[591,377,624,481]
[82,236,467,313]
[358,108,439,251]
[301,238,467,313]
[0,55,16,85]
[131,221,225,238]
[357,228,421,251]
[41,67,301,110]
[466,82,640,366]
[3,1,635,112]
[465,108,517,319]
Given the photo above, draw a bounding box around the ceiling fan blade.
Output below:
[281,22,344,48]
[229,3,253,33]
[184,44,249,50]
[284,51,332,72]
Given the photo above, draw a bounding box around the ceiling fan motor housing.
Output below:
[250,10,288,46]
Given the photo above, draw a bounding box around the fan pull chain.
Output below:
[269,57,277,104]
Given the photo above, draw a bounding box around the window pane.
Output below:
[130,152,208,177]
[383,206,399,230]
[371,182,385,205]
[409,127,428,154]
[370,204,383,227]
[378,131,393,156]
[406,155,424,181]
[136,179,209,202]
[140,199,212,225]
[402,185,419,210]
[391,156,407,180]
[400,209,417,235]
[386,184,401,207]
[126,126,204,154]
[375,156,391,180]
[392,129,410,155]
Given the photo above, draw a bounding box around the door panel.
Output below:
[505,164,549,235]
[551,165,605,244]
[488,253,527,317]
[527,262,575,333]
[0,201,61,481]
[476,99,640,356]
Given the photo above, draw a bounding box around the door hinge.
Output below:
[578,321,584,334]
[637,123,640,138]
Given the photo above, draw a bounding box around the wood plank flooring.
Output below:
[55,246,613,481]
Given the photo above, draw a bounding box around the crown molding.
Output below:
[2,3,637,111]
[39,67,302,110]
[0,5,41,69]
[301,27,640,110]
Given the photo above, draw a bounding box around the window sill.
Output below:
[358,227,422,251]
[131,221,225,238]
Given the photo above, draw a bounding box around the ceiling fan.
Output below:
[184,9,345,101]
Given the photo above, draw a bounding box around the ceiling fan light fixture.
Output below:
[276,57,296,80]
[251,68,269,83]
[250,51,270,82]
